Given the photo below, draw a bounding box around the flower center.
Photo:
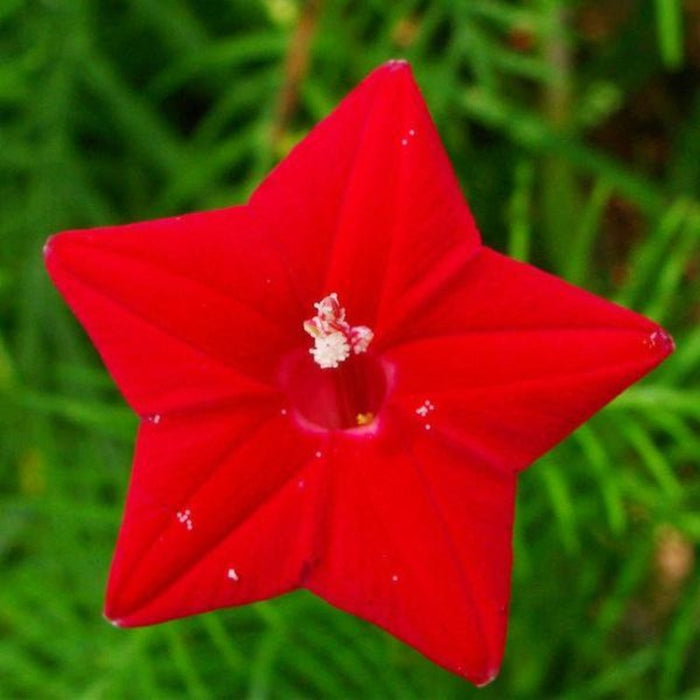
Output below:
[279,294,388,431]
[303,292,373,368]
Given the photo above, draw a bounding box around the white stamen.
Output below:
[349,325,374,354]
[309,330,351,369]
[304,293,374,368]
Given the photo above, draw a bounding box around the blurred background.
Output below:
[1,1,699,697]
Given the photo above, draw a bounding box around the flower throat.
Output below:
[280,294,388,431]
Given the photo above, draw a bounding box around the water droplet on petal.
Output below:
[227,567,239,582]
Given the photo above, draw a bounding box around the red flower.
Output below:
[44,61,672,685]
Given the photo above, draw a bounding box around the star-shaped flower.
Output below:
[44,61,672,685]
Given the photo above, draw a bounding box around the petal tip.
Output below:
[103,609,124,628]
[104,597,141,628]
[43,233,68,281]
[474,667,501,687]
[42,234,59,263]
[645,327,675,358]
[373,58,414,82]
[384,58,411,70]
[455,659,501,687]
[43,228,102,276]
[43,230,76,266]
[104,588,136,628]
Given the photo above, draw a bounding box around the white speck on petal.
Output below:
[415,399,436,417]
[227,568,239,581]
[176,508,193,531]
[315,450,323,458]
[401,128,416,146]
[391,574,399,583]
[297,479,305,490]
[280,408,288,416]
[424,423,432,431]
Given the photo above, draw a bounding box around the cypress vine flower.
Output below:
[44,61,673,685]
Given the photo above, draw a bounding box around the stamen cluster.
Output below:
[303,293,374,369]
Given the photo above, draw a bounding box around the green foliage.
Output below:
[1,0,698,697]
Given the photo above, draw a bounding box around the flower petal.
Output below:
[250,61,479,328]
[45,206,300,415]
[106,408,322,625]
[306,415,515,685]
[386,248,673,471]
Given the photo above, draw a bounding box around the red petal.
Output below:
[307,415,515,685]
[44,206,300,415]
[106,409,321,625]
[386,248,673,471]
[250,61,479,328]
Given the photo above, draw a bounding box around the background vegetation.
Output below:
[1,0,699,697]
